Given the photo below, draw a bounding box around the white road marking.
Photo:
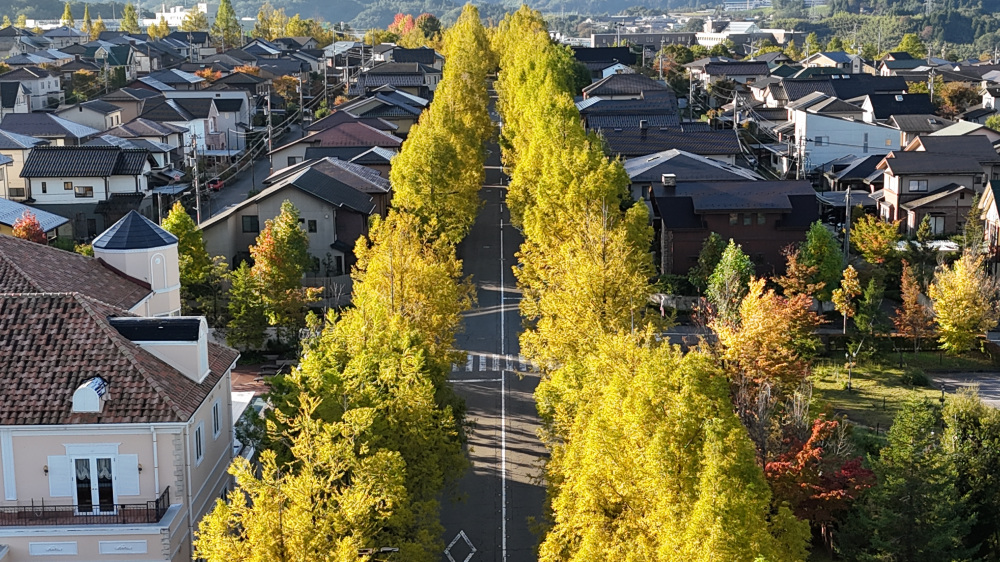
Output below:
[492,355,500,371]
[519,355,527,371]
[477,354,484,372]
[505,355,513,370]
[444,529,477,562]
[499,191,508,562]
[465,354,473,372]
[449,378,502,383]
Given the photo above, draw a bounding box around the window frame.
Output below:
[194,422,205,466]
[212,400,221,439]
[74,185,94,198]
[908,179,928,192]
[307,219,317,233]
[63,181,72,191]
[241,215,259,233]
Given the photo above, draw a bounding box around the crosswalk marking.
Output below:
[451,352,536,374]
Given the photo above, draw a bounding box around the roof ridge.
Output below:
[71,292,191,420]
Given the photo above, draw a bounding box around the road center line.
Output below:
[499,189,508,562]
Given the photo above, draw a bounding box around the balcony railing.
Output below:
[0,487,170,527]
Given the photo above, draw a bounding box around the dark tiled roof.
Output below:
[0,82,21,109]
[306,110,397,132]
[139,99,194,121]
[588,115,680,129]
[167,30,209,44]
[778,79,838,101]
[909,135,1000,163]
[703,61,770,76]
[879,151,984,175]
[674,180,816,212]
[0,129,46,149]
[599,128,741,158]
[625,149,761,183]
[0,113,99,139]
[80,99,122,115]
[863,93,937,119]
[0,234,150,309]
[285,168,375,214]
[102,87,165,101]
[277,122,403,151]
[0,65,51,81]
[213,98,243,112]
[583,73,669,98]
[93,211,177,250]
[173,98,213,118]
[108,117,188,138]
[215,71,265,85]
[0,292,239,425]
[303,146,370,160]
[391,47,437,65]
[572,46,636,65]
[888,114,953,132]
[22,146,149,178]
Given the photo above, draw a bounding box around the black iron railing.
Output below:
[0,487,170,526]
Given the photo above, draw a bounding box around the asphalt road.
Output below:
[203,124,302,219]
[439,152,547,560]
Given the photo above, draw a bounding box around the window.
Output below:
[863,133,869,154]
[194,422,204,465]
[908,179,928,192]
[757,213,766,225]
[885,138,893,147]
[729,213,738,225]
[743,214,751,226]
[212,400,221,439]
[63,181,72,190]
[74,185,93,198]
[287,156,299,167]
[40,181,46,194]
[242,215,259,233]
[814,136,827,146]
[307,219,317,233]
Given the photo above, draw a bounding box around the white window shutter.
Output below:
[47,456,72,497]
[115,454,140,496]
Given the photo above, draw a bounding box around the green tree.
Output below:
[854,277,889,343]
[80,5,90,35]
[688,232,725,294]
[826,36,844,51]
[179,9,209,31]
[851,214,899,266]
[963,192,984,256]
[944,389,1000,559]
[60,2,73,27]
[929,251,1000,354]
[706,239,754,324]
[897,33,928,59]
[801,221,843,300]
[120,3,140,33]
[251,2,286,40]
[146,16,170,40]
[987,114,1000,132]
[805,32,822,54]
[839,401,974,561]
[15,14,25,28]
[226,261,267,349]
[194,395,408,562]
[249,201,319,336]
[1,16,10,29]
[211,0,242,48]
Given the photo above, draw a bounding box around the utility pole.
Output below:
[843,186,852,263]
[688,70,694,122]
[298,73,304,132]
[928,68,936,102]
[191,133,201,224]
[266,85,273,169]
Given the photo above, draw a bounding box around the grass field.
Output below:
[810,351,994,432]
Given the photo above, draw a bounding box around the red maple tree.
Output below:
[12,210,47,244]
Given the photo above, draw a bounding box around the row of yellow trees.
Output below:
[193,6,494,562]
[494,7,811,561]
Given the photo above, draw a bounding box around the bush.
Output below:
[900,367,930,387]
[656,274,696,296]
[50,236,74,251]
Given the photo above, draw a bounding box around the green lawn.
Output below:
[809,353,977,432]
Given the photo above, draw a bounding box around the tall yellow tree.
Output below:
[929,252,1000,353]
[832,265,861,334]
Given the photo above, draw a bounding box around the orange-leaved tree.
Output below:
[12,210,46,244]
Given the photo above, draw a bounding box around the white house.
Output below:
[0,65,62,110]
[783,98,900,175]
[56,100,125,132]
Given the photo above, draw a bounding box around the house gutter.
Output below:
[151,427,160,495]
[183,423,194,549]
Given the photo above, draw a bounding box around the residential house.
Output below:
[904,134,1000,180]
[651,179,817,275]
[274,36,319,51]
[887,114,954,146]
[263,156,393,217]
[623,147,762,205]
[0,114,100,146]
[756,75,907,108]
[978,181,1000,253]
[21,146,153,237]
[4,49,74,68]
[571,46,636,80]
[0,27,52,58]
[0,197,69,238]
[0,66,63,110]
[928,120,1000,143]
[390,46,443,69]
[87,135,177,176]
[42,26,89,49]
[162,91,253,155]
[577,90,680,131]
[101,87,165,122]
[305,110,399,135]
[87,44,138,82]
[269,122,403,170]
[106,118,188,163]
[352,62,441,97]
[0,288,238,561]
[141,69,205,91]
[335,87,427,135]
[801,51,864,73]
[0,129,47,201]
[685,57,770,86]
[582,72,671,100]
[874,151,980,234]
[205,71,267,97]
[855,93,938,123]
[199,161,379,274]
[822,153,886,193]
[0,82,29,118]
[600,126,742,161]
[56,100,126,132]
[167,30,213,60]
[0,211,181,316]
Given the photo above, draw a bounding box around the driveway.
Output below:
[933,373,1000,407]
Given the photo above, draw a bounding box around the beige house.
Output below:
[0,130,48,201]
[873,151,979,235]
[0,212,238,562]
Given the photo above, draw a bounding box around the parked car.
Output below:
[207,177,223,192]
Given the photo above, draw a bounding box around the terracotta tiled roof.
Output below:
[0,234,151,310]
[0,292,239,425]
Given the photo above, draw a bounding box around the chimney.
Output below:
[640,119,648,138]
[661,173,677,195]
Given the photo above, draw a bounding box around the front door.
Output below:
[74,457,115,514]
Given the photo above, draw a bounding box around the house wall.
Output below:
[795,112,898,171]
[58,107,123,132]
[107,100,145,123]
[269,144,310,171]
[904,191,971,234]
[96,244,181,317]
[882,172,980,222]
[201,189,342,268]
[26,174,147,205]
[0,148,30,199]
[663,211,808,277]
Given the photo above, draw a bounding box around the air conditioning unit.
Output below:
[661,173,677,187]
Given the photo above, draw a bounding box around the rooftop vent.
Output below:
[895,95,904,102]
[661,173,677,187]
[72,377,108,413]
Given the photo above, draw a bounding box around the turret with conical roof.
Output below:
[92,211,181,316]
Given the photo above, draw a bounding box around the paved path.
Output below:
[439,174,547,561]
[933,372,1000,407]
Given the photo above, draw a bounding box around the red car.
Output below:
[207,178,223,192]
